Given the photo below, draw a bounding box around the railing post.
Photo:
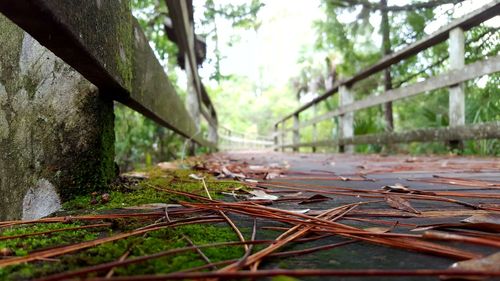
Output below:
[208,119,218,147]
[293,114,300,152]
[280,123,285,152]
[274,124,279,152]
[312,103,317,152]
[185,53,200,154]
[339,85,354,153]
[448,27,465,150]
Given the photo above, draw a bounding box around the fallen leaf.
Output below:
[248,190,279,200]
[364,227,391,233]
[221,166,246,180]
[189,174,204,180]
[382,183,410,193]
[462,213,500,225]
[441,252,500,280]
[248,165,265,170]
[283,192,303,197]
[121,172,149,179]
[299,194,331,205]
[385,195,421,214]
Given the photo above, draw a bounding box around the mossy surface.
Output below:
[0,166,246,280]
[63,167,243,210]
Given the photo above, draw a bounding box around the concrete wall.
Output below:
[0,15,115,220]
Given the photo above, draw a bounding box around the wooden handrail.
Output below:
[273,1,500,152]
[284,55,500,132]
[275,0,500,125]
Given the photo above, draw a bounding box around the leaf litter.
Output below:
[2,153,500,280]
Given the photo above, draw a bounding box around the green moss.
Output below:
[64,167,243,211]
[1,165,248,280]
[0,223,246,280]
[22,74,39,100]
[0,222,100,256]
[114,1,133,91]
[60,97,116,201]
[0,14,24,87]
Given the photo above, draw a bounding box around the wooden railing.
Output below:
[0,0,218,150]
[273,1,500,152]
[218,127,274,151]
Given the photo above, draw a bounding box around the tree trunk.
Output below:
[381,0,393,132]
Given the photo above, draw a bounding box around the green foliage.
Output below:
[114,104,185,172]
[291,1,498,155]
[209,76,298,136]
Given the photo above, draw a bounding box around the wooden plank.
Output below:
[0,0,215,148]
[276,1,500,125]
[280,122,500,148]
[289,55,500,132]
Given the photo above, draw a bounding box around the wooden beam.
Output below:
[165,0,218,130]
[275,1,500,125]
[289,55,500,132]
[0,0,215,148]
[281,122,500,148]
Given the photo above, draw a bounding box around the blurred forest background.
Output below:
[116,0,499,171]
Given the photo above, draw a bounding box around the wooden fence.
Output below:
[0,0,218,149]
[218,127,274,151]
[273,1,500,152]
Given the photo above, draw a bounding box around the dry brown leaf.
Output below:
[299,194,331,205]
[440,251,500,280]
[248,190,279,200]
[364,227,391,233]
[221,166,246,180]
[462,213,500,225]
[385,195,421,214]
[382,183,410,193]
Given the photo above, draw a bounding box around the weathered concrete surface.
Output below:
[0,15,115,220]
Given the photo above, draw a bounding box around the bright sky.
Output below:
[196,0,323,89]
[194,0,498,91]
